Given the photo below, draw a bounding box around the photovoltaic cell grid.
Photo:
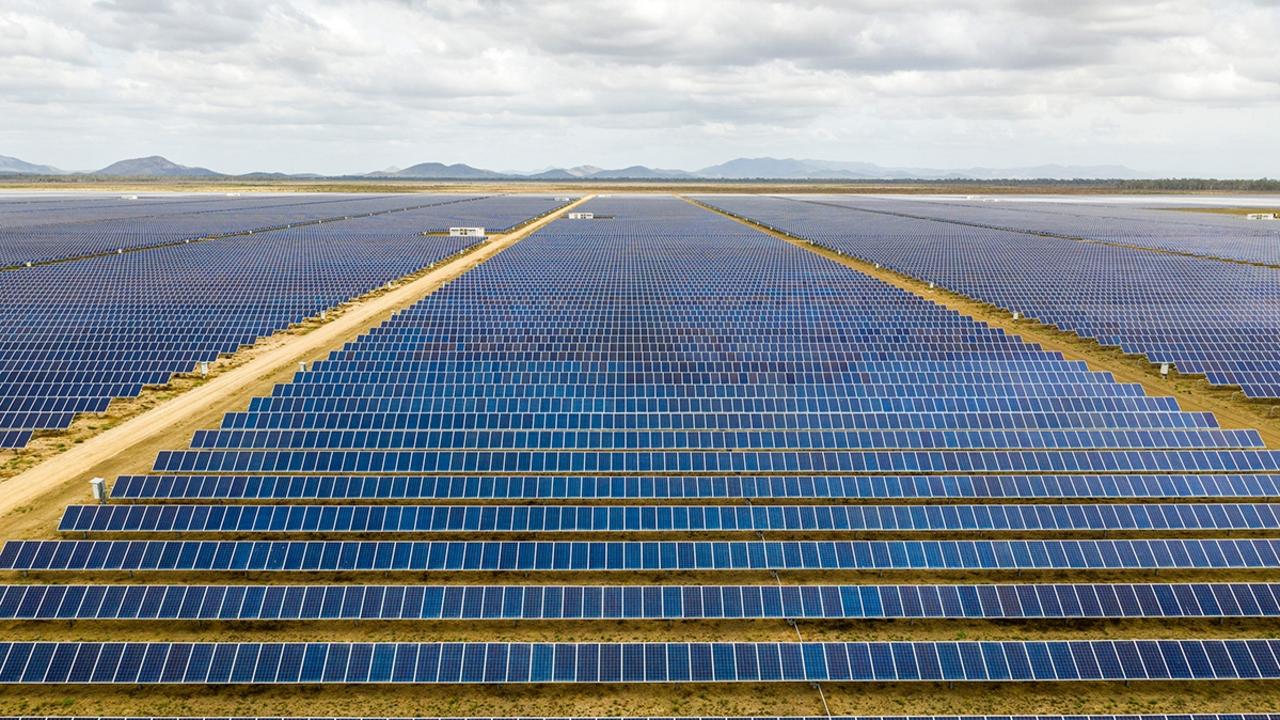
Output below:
[3,197,1280,696]
[877,196,1280,266]
[0,194,479,267]
[1,639,1278,684]
[694,195,1280,399]
[0,195,574,448]
[6,538,1280,572]
[116,197,1279,478]
[3,583,1278,620]
[55,502,1280,534]
[108,473,1280,500]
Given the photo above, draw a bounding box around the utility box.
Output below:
[567,212,594,220]
[449,227,485,236]
[90,477,108,504]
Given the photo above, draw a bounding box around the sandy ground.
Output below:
[1,680,1277,717]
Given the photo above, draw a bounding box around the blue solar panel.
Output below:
[0,639,1274,683]
[2,583,1275,620]
[4,538,1278,571]
[695,195,1280,399]
[108,473,1280,500]
[4,196,1277,706]
[56,502,1280,534]
[0,195,575,449]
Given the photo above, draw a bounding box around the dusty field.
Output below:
[1164,206,1280,217]
[1,680,1278,717]
[6,178,1278,196]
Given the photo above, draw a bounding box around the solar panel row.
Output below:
[146,448,1280,474]
[108,473,1280,500]
[3,582,1277,620]
[6,539,1279,572]
[1,639,1277,684]
[57,502,1280,534]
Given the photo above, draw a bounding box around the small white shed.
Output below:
[567,212,594,220]
[449,227,486,236]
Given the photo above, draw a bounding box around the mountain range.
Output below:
[0,153,1153,180]
[0,154,65,175]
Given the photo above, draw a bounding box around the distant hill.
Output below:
[369,162,503,179]
[0,154,64,175]
[521,164,696,179]
[586,165,697,179]
[3,153,1152,181]
[91,156,222,177]
[236,171,325,180]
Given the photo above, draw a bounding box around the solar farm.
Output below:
[2,190,1280,720]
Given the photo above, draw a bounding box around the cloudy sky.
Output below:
[2,0,1278,176]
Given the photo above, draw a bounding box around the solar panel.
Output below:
[4,196,1277,707]
[695,195,1280,399]
[2,583,1275,620]
[4,538,1278,572]
[0,195,576,450]
[109,473,1280,500]
[0,639,1275,683]
[57,502,1280,534]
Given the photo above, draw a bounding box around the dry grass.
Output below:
[1162,206,1280,217]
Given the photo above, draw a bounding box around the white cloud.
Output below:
[0,0,1276,175]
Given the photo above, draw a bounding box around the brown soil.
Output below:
[0,680,1277,717]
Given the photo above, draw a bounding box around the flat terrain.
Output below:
[5,177,1280,196]
[1,191,1279,718]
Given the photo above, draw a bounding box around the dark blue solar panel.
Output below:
[0,640,1273,683]
[4,539,1278,571]
[0,194,574,449]
[56,502,1280,534]
[3,583,1276,620]
[109,473,1280,500]
[695,195,1280,399]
